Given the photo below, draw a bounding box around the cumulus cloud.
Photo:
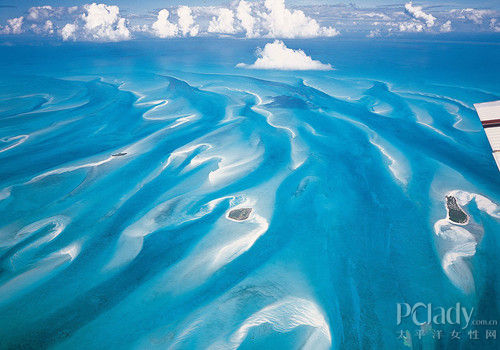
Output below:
[44,20,54,34]
[28,6,54,21]
[60,23,77,41]
[152,9,178,38]
[27,5,77,23]
[7,1,496,40]
[54,3,131,41]
[132,24,149,33]
[80,3,130,41]
[451,8,495,25]
[398,21,424,32]
[260,0,339,38]
[1,16,24,34]
[150,6,200,38]
[236,40,332,71]
[440,20,452,32]
[490,19,500,32]
[31,20,54,35]
[208,8,236,34]
[10,16,24,34]
[177,6,199,37]
[404,2,435,27]
[367,28,381,38]
[22,5,80,37]
[363,12,391,21]
[237,0,257,37]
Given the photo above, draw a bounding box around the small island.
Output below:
[228,208,252,221]
[445,195,469,225]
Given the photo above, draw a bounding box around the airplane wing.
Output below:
[474,100,500,172]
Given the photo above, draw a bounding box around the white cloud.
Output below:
[152,9,178,38]
[363,12,391,21]
[44,20,54,34]
[404,2,435,27]
[27,5,77,24]
[177,6,199,37]
[321,27,340,37]
[10,16,24,34]
[208,8,236,34]
[398,21,424,32]
[2,16,24,34]
[80,3,130,41]
[367,28,381,38]
[490,18,500,32]
[260,0,339,38]
[132,24,150,33]
[30,20,54,34]
[7,1,493,40]
[237,0,257,38]
[451,8,495,25]
[28,6,54,21]
[236,40,332,71]
[60,23,77,41]
[440,20,452,32]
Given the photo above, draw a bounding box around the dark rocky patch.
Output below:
[446,196,468,224]
[112,152,127,157]
[228,208,252,221]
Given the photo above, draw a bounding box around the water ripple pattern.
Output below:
[0,40,499,349]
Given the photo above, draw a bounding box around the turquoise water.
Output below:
[0,38,499,349]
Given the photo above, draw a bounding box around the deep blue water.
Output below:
[0,38,499,349]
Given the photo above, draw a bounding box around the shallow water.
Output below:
[0,38,499,349]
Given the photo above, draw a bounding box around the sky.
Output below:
[0,0,499,41]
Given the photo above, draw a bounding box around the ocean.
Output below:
[0,37,499,349]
